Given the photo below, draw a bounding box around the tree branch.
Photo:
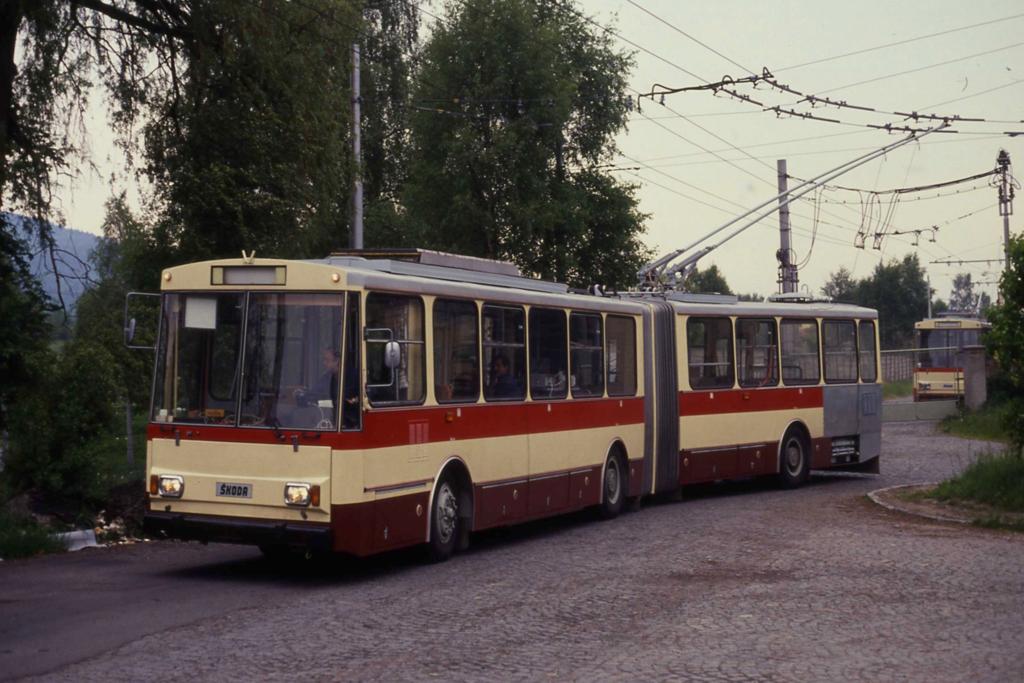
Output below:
[69,0,192,43]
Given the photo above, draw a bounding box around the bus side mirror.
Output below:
[384,340,401,369]
[123,291,160,350]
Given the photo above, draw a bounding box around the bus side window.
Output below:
[686,317,734,390]
[736,318,778,388]
[780,319,820,385]
[529,308,568,399]
[858,320,877,383]
[433,299,479,404]
[365,293,425,406]
[342,295,361,430]
[606,315,637,397]
[570,312,603,398]
[823,320,858,384]
[482,304,526,401]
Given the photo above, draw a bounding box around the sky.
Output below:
[55,0,1022,303]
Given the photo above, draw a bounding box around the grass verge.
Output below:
[932,453,1024,513]
[0,510,67,560]
[939,403,1011,442]
[882,379,913,399]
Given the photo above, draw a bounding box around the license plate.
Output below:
[216,482,253,498]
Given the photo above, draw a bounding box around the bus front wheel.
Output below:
[428,475,460,562]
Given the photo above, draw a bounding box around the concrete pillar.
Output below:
[961,345,987,411]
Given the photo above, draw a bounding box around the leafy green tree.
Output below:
[401,0,649,288]
[821,266,857,302]
[986,235,1024,453]
[683,264,732,294]
[144,1,358,261]
[949,273,979,313]
[360,1,421,237]
[853,254,929,347]
[0,224,53,436]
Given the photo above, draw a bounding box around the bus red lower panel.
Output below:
[332,492,429,556]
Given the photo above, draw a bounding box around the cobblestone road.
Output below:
[5,421,1023,681]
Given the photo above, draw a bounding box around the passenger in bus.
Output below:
[489,354,520,398]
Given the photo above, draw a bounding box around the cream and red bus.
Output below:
[913,316,990,401]
[143,251,881,560]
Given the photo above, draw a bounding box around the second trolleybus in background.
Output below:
[913,316,990,401]
[142,250,881,560]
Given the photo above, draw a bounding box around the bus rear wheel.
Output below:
[777,428,810,489]
[599,452,626,519]
[429,475,460,562]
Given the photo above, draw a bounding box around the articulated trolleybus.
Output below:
[144,251,881,560]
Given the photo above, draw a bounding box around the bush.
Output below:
[0,509,66,559]
[932,453,1024,513]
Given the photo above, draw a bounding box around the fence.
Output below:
[880,346,962,382]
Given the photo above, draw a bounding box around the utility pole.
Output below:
[351,43,364,249]
[776,159,798,293]
[926,273,932,318]
[996,149,1013,271]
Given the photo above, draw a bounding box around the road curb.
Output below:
[867,483,972,525]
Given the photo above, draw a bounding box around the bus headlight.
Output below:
[285,483,313,507]
[157,475,184,498]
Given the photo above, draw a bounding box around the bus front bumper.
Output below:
[144,511,332,552]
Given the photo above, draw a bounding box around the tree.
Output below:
[821,266,857,302]
[683,264,732,294]
[949,273,979,313]
[0,224,52,436]
[853,254,929,347]
[143,1,358,262]
[401,0,649,289]
[986,235,1024,453]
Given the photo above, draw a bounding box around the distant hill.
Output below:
[5,213,100,308]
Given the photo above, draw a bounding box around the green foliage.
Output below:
[821,254,929,347]
[146,1,359,261]
[401,0,649,289]
[932,453,1024,513]
[949,272,990,314]
[940,403,1012,443]
[0,221,53,434]
[683,264,733,294]
[986,234,1024,453]
[0,510,66,560]
[820,266,856,302]
[882,379,913,399]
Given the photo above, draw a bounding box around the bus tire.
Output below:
[599,451,626,519]
[777,427,810,489]
[429,474,460,562]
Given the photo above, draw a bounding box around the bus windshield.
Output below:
[152,293,245,425]
[152,292,350,430]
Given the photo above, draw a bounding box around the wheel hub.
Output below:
[436,483,458,544]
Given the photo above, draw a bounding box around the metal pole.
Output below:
[997,149,1013,271]
[351,43,364,250]
[125,398,134,465]
[776,159,796,293]
[926,273,933,318]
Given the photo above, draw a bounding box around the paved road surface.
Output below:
[2,422,1021,681]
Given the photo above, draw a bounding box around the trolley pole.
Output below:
[997,149,1013,271]
[351,43,364,250]
[776,159,798,293]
